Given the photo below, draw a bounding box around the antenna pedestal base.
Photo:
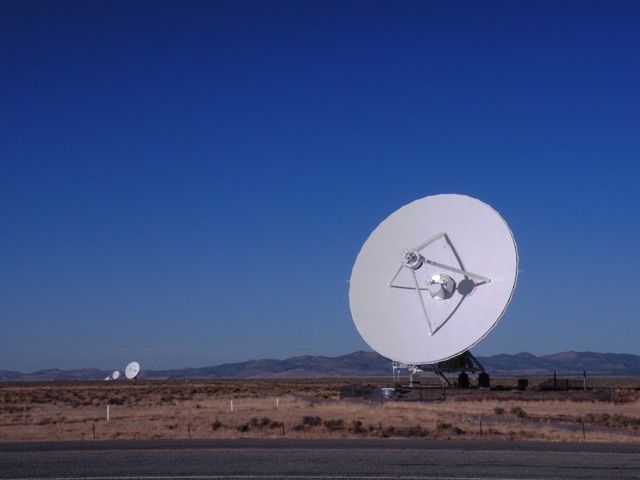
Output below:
[423,351,487,388]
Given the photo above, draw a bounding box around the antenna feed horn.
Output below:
[428,273,456,300]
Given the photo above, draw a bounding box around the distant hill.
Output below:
[480,351,640,377]
[147,351,392,380]
[2,351,640,381]
[0,368,111,382]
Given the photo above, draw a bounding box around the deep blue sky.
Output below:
[2,1,639,373]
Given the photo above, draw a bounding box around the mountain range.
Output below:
[2,351,640,381]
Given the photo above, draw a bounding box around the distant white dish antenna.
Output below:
[349,194,518,366]
[124,361,140,380]
[112,370,120,380]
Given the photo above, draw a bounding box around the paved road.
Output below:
[2,439,640,479]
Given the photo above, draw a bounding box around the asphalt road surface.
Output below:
[2,439,640,479]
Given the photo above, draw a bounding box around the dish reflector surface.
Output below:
[349,194,518,365]
[125,361,140,379]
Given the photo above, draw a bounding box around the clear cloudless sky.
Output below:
[1,1,639,373]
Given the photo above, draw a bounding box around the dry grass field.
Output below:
[2,377,640,443]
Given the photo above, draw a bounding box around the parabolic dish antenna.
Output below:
[112,370,120,380]
[124,361,140,380]
[349,194,518,365]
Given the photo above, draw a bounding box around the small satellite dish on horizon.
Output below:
[349,194,518,370]
[112,370,120,380]
[125,361,140,380]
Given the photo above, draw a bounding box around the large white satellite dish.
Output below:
[349,194,518,366]
[124,361,140,380]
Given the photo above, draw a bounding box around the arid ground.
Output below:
[2,377,640,443]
